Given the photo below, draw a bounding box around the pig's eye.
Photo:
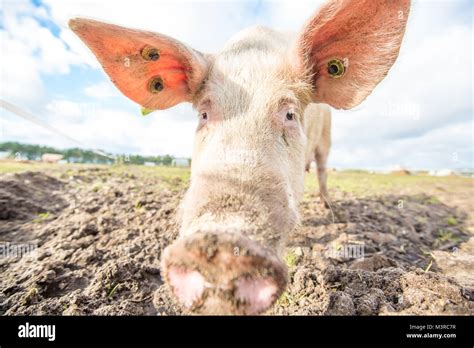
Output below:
[277,103,298,126]
[201,112,208,120]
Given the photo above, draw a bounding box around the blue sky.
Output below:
[0,0,472,170]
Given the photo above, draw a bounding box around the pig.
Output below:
[304,103,331,206]
[69,0,410,314]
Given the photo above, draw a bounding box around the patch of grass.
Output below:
[0,160,99,173]
[415,216,428,224]
[92,184,102,192]
[446,216,458,226]
[420,248,435,259]
[111,165,190,182]
[107,283,120,298]
[426,196,441,205]
[436,229,461,243]
[21,287,39,305]
[304,170,472,198]
[432,229,462,248]
[424,259,433,273]
[32,212,51,223]
[284,250,299,268]
[276,292,290,307]
[276,291,300,307]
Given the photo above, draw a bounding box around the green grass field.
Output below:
[1,160,471,198]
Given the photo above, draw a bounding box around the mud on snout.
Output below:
[161,231,288,315]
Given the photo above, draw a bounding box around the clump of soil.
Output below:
[0,168,472,315]
[270,191,473,315]
[1,169,180,315]
[0,171,67,221]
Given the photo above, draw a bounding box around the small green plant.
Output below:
[92,184,101,192]
[32,212,50,223]
[284,250,298,268]
[437,229,460,243]
[432,229,461,248]
[424,259,433,273]
[22,287,39,305]
[426,196,440,205]
[107,283,120,298]
[276,291,295,307]
[420,248,435,259]
[446,216,457,226]
[415,216,428,224]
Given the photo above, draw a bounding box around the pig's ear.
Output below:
[294,0,410,109]
[69,18,210,110]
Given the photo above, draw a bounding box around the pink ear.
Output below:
[295,0,410,109]
[69,18,209,110]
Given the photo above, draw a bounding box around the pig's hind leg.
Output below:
[315,146,330,208]
[315,111,331,208]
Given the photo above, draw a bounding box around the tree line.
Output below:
[0,142,177,165]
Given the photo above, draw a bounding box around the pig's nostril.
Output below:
[234,277,278,315]
[162,231,288,314]
[167,266,206,308]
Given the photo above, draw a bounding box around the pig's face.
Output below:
[171,41,312,313]
[70,0,410,314]
[182,32,312,249]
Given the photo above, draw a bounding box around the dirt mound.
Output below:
[297,192,470,272]
[0,171,67,221]
[270,191,473,315]
[0,169,180,315]
[0,168,472,315]
[270,257,472,315]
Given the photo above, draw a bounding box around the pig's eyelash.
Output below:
[197,98,212,110]
[277,98,299,111]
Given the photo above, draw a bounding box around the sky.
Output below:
[0,0,472,170]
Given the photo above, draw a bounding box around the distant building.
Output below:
[428,169,458,177]
[144,162,156,167]
[388,165,411,175]
[457,168,474,178]
[172,158,190,167]
[42,153,64,163]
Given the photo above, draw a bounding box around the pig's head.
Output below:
[70,0,410,314]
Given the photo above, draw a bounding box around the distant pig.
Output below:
[70,0,410,314]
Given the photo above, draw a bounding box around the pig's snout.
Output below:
[161,231,287,315]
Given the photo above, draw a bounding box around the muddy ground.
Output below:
[0,166,473,315]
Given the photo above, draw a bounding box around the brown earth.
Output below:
[0,168,472,315]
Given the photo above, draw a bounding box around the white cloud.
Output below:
[84,82,119,99]
[43,0,260,52]
[330,118,473,170]
[2,98,197,156]
[0,30,47,107]
[0,0,96,110]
